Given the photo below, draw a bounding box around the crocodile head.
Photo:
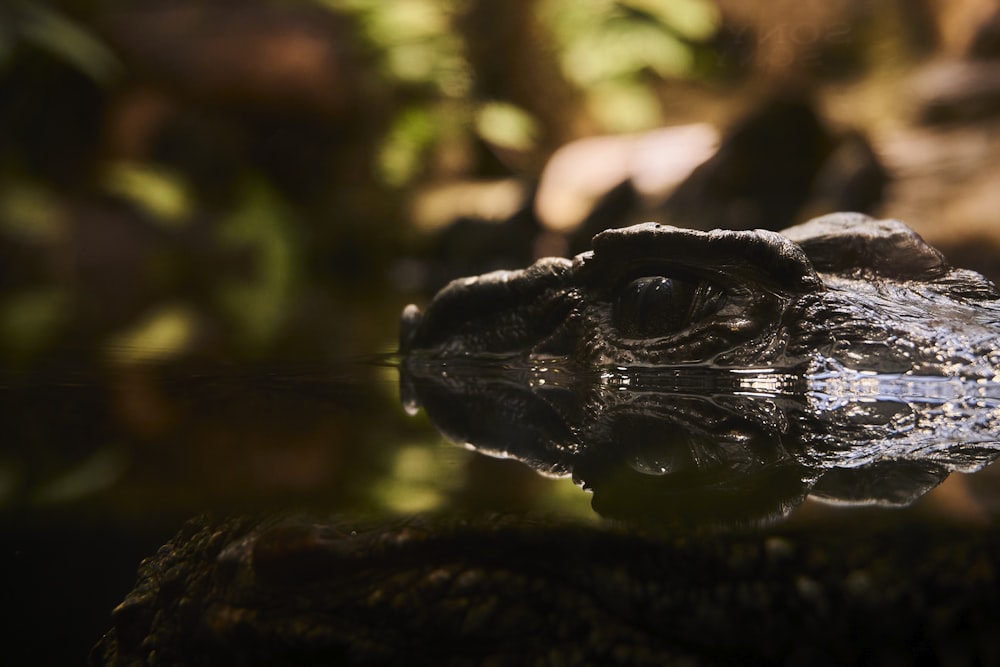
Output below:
[402,213,999,374]
[399,214,1000,522]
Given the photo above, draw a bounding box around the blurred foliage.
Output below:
[103,163,192,226]
[326,0,720,183]
[378,105,442,187]
[474,101,541,153]
[215,179,299,351]
[0,0,725,367]
[107,303,198,364]
[0,2,121,84]
[323,0,472,185]
[325,0,469,92]
[0,0,730,517]
[542,0,720,131]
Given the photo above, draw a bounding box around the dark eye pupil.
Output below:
[615,276,693,337]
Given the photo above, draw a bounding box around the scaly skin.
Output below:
[402,214,1000,375]
[92,513,1000,667]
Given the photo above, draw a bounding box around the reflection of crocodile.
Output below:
[400,213,1000,523]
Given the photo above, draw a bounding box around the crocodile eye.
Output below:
[614,276,721,337]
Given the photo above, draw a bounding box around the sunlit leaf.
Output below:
[106,304,199,364]
[586,80,663,133]
[621,0,720,41]
[378,106,438,186]
[365,1,449,44]
[323,0,470,95]
[542,0,716,96]
[564,17,695,85]
[475,102,539,152]
[103,163,192,226]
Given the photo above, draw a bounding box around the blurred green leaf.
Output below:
[216,179,298,349]
[475,102,540,152]
[106,304,199,364]
[324,0,470,95]
[564,19,695,88]
[621,0,719,41]
[378,106,439,186]
[103,163,193,226]
[586,80,663,132]
[17,4,121,85]
[322,0,721,180]
[541,0,719,132]
[323,0,472,186]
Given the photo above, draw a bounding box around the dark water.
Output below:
[0,354,584,664]
[6,334,1000,663]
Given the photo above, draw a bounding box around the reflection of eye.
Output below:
[614,276,721,337]
[617,419,696,475]
[627,437,694,475]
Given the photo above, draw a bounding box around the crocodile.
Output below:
[92,513,1000,666]
[400,213,1000,523]
[92,214,1000,666]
